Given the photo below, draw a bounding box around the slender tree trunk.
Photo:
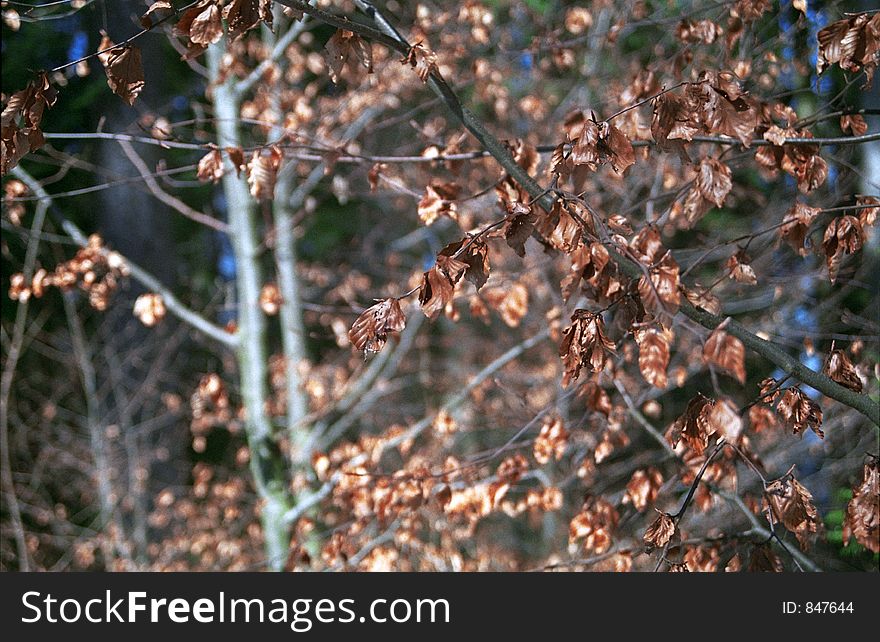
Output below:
[207,43,292,571]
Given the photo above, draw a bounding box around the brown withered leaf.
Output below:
[823,348,863,393]
[571,119,635,173]
[695,157,732,208]
[569,497,619,554]
[483,282,528,327]
[635,326,672,388]
[598,121,635,174]
[651,92,700,147]
[776,386,823,438]
[246,147,283,200]
[259,282,282,315]
[629,224,665,263]
[840,114,868,136]
[417,184,458,225]
[765,473,819,550]
[623,468,664,512]
[571,119,601,168]
[418,251,468,320]
[140,1,174,29]
[707,397,743,442]
[559,310,616,387]
[438,239,489,291]
[682,283,721,315]
[348,298,406,354]
[780,201,820,256]
[1,72,57,175]
[533,416,568,464]
[196,149,224,183]
[223,0,272,42]
[843,458,879,553]
[822,215,865,284]
[676,19,723,44]
[667,394,716,455]
[325,29,373,83]
[856,195,878,229]
[817,13,880,85]
[703,321,746,384]
[98,35,144,106]
[637,252,680,324]
[643,510,678,552]
[561,241,611,303]
[725,250,757,285]
[225,146,246,176]
[748,543,783,572]
[502,202,535,257]
[403,41,439,82]
[188,2,223,45]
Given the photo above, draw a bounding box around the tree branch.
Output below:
[282,0,879,427]
[11,166,238,348]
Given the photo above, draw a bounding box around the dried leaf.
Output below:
[780,202,820,256]
[703,321,746,384]
[403,42,439,82]
[325,29,373,83]
[635,326,672,388]
[643,511,677,551]
[247,147,283,200]
[348,298,406,354]
[823,348,863,393]
[559,310,616,387]
[100,38,145,106]
[765,473,819,550]
[667,394,716,455]
[843,458,879,553]
[776,387,824,438]
[822,215,865,283]
[197,149,224,183]
[695,158,732,208]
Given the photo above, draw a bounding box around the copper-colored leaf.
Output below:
[635,326,672,388]
[483,282,529,327]
[695,158,732,208]
[247,147,283,200]
[840,114,868,136]
[101,41,145,106]
[197,149,224,183]
[765,473,819,550]
[725,250,757,285]
[823,348,863,393]
[133,293,166,327]
[403,42,439,82]
[703,321,746,384]
[643,511,677,551]
[843,458,879,553]
[780,201,820,256]
[533,416,568,465]
[188,2,223,45]
[1,72,57,175]
[559,310,616,387]
[822,215,865,283]
[438,240,489,291]
[637,252,680,324]
[623,468,664,512]
[667,394,716,455]
[348,298,406,353]
[325,29,373,83]
[223,0,272,42]
[776,386,824,438]
[259,282,282,315]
